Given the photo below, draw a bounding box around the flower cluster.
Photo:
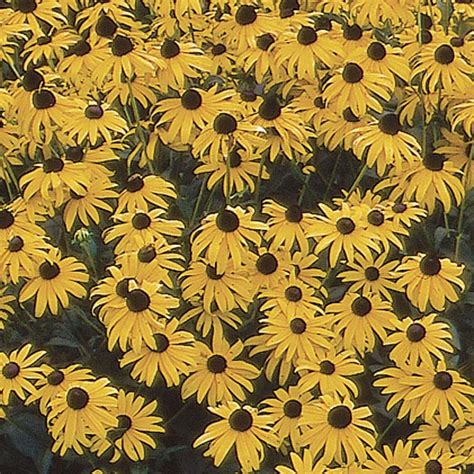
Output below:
[0,0,472,472]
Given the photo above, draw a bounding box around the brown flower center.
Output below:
[8,236,24,252]
[327,405,352,428]
[161,39,180,58]
[433,371,453,390]
[216,209,239,232]
[96,15,117,38]
[153,333,170,353]
[351,296,372,316]
[336,217,355,234]
[379,114,401,135]
[259,96,281,121]
[297,26,318,45]
[256,33,275,51]
[0,210,14,229]
[367,210,385,226]
[126,174,145,192]
[229,409,253,431]
[420,255,441,275]
[138,245,156,263]
[367,42,387,60]
[424,460,442,474]
[407,323,426,342]
[67,387,89,409]
[39,261,60,280]
[181,90,202,110]
[283,399,302,418]
[85,105,104,119]
[22,70,43,91]
[285,286,302,302]
[434,45,455,65]
[290,317,306,334]
[364,266,380,281]
[2,362,20,379]
[235,5,257,25]
[126,289,151,312]
[256,253,278,275]
[213,113,237,134]
[132,212,151,230]
[207,354,227,373]
[47,370,65,385]
[285,204,303,223]
[112,35,134,56]
[343,24,363,40]
[319,360,336,375]
[33,90,56,109]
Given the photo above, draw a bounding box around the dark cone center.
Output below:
[364,266,380,281]
[256,253,278,275]
[112,35,134,56]
[23,70,43,91]
[213,113,237,134]
[283,399,302,418]
[126,289,151,312]
[256,33,275,51]
[181,90,202,110]
[423,153,445,171]
[393,202,407,213]
[47,370,65,385]
[435,45,455,65]
[379,114,401,135]
[71,40,91,56]
[0,210,14,229]
[343,108,360,123]
[297,26,318,45]
[385,467,402,474]
[85,105,104,119]
[67,387,89,409]
[2,362,20,379]
[342,63,364,83]
[343,24,363,40]
[228,149,242,168]
[229,409,253,431]
[39,261,60,280]
[433,371,453,390]
[336,217,355,234]
[420,13,433,29]
[96,15,117,38]
[315,17,332,31]
[258,96,281,121]
[420,255,441,275]
[161,39,180,58]
[290,317,306,334]
[425,460,442,474]
[367,42,387,60]
[216,209,239,232]
[138,245,156,263]
[117,414,132,431]
[320,360,336,375]
[211,43,226,55]
[235,5,257,25]
[407,323,426,342]
[66,146,84,162]
[450,37,464,47]
[126,174,144,192]
[33,90,56,109]
[207,354,227,373]
[285,204,303,223]
[438,424,455,441]
[420,29,433,44]
[328,405,352,428]
[14,0,37,13]
[132,212,151,230]
[8,236,24,252]
[206,265,223,280]
[115,278,131,297]
[43,158,64,173]
[351,296,372,316]
[368,210,385,226]
[153,333,170,353]
[285,286,302,302]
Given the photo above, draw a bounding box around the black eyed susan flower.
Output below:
[451,415,474,464]
[338,252,402,301]
[382,200,427,228]
[180,260,251,313]
[403,360,474,428]
[326,293,396,355]
[190,206,267,274]
[274,25,343,80]
[20,157,89,208]
[310,203,380,267]
[352,113,422,175]
[120,319,197,387]
[101,280,179,352]
[275,448,321,474]
[181,330,259,405]
[195,146,268,197]
[362,440,413,472]
[155,39,212,92]
[412,39,472,93]
[299,394,376,465]
[156,86,236,146]
[48,377,118,456]
[396,253,465,312]
[260,274,324,318]
[293,86,328,131]
[384,314,454,368]
[192,111,264,162]
[0,344,45,404]
[263,199,318,254]
[62,102,128,146]
[103,208,183,254]
[398,85,440,127]
[261,384,316,450]
[289,251,326,292]
[323,61,393,116]
[409,417,467,457]
[19,248,88,317]
[450,98,474,137]
[404,448,466,473]
[380,153,465,213]
[26,364,94,415]
[296,346,364,398]
[63,178,117,231]
[90,389,164,462]
[193,401,279,472]
[103,73,156,109]
[115,173,176,214]
[362,207,408,252]
[259,309,333,363]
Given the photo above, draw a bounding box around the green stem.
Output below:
[298,174,310,206]
[345,164,368,201]
[190,176,207,228]
[254,153,266,210]
[376,417,397,448]
[454,146,473,260]
[324,149,342,201]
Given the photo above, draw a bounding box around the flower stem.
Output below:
[190,176,207,228]
[345,163,368,200]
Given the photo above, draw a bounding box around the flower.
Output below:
[275,449,320,474]
[299,394,376,464]
[363,440,413,472]
[193,401,279,472]
[181,329,259,405]
[19,248,88,317]
[0,344,45,404]
[48,377,118,456]
[404,448,466,473]
[396,253,465,312]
